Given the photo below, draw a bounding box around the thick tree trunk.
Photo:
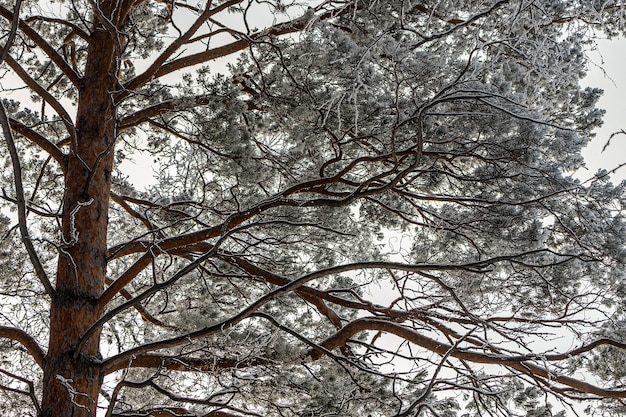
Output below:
[40,23,117,417]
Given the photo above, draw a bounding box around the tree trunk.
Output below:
[40,24,117,417]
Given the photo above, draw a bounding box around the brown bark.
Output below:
[304,317,626,399]
[40,14,118,417]
[0,326,45,368]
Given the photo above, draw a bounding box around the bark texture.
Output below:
[40,20,117,417]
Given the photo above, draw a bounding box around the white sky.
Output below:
[581,37,626,182]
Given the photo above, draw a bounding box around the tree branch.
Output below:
[99,251,555,371]
[104,276,171,329]
[119,3,352,97]
[24,15,89,41]
[0,102,56,298]
[0,367,41,413]
[8,118,67,169]
[4,54,76,141]
[0,0,56,298]
[111,192,160,233]
[105,147,424,261]
[103,352,273,374]
[302,317,626,399]
[118,95,223,131]
[0,4,81,86]
[218,252,343,329]
[0,326,45,368]
[0,0,20,64]
[121,0,241,94]
[100,251,153,307]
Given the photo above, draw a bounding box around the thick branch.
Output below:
[86,249,220,354]
[101,191,312,306]
[122,38,249,94]
[100,251,153,307]
[101,140,565,310]
[4,54,76,140]
[0,0,20,63]
[106,149,421,261]
[8,118,67,169]
[103,352,273,374]
[104,276,171,329]
[99,252,552,371]
[122,0,242,95]
[120,4,351,96]
[109,237,343,330]
[305,318,626,399]
[0,326,45,368]
[118,95,221,131]
[111,192,158,233]
[102,191,327,306]
[0,5,81,86]
[219,252,345,329]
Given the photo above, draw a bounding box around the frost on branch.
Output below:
[0,1,626,417]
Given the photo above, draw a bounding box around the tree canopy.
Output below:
[0,0,625,416]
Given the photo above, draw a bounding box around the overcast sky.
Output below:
[581,37,626,182]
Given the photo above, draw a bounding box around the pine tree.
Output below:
[0,1,625,416]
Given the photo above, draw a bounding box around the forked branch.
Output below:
[302,317,626,399]
[119,2,353,97]
[99,252,562,371]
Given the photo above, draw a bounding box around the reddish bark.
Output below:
[40,18,117,417]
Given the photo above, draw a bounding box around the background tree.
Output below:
[0,0,625,416]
